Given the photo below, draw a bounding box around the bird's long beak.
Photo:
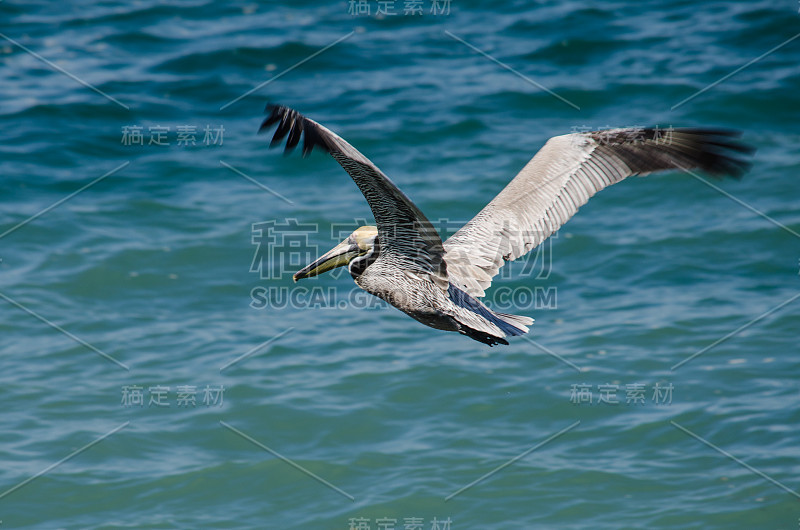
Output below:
[293,240,361,282]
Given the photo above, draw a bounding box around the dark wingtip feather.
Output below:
[259,103,333,158]
[259,104,283,132]
[591,127,756,181]
[674,129,755,180]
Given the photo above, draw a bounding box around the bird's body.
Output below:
[261,105,752,346]
[357,261,528,345]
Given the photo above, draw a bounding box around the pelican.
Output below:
[261,105,752,345]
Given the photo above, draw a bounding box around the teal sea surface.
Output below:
[1,1,799,528]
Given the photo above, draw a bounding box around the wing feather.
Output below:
[260,104,448,288]
[444,128,754,298]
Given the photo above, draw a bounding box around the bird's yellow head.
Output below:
[293,226,378,281]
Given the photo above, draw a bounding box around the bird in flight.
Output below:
[261,105,752,346]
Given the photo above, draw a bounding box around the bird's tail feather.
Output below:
[495,312,533,336]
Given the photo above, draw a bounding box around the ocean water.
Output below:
[1,0,799,528]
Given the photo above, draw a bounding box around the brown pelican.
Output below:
[261,105,752,345]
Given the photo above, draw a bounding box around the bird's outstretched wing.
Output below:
[443,128,754,298]
[261,104,448,287]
